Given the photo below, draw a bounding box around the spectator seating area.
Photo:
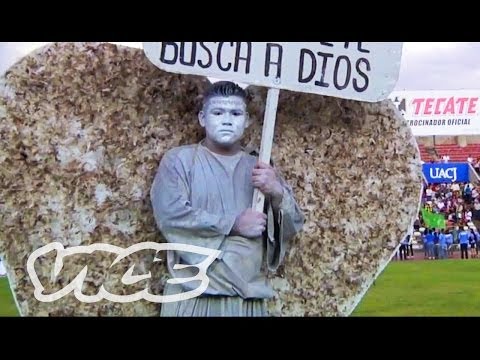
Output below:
[419,143,480,163]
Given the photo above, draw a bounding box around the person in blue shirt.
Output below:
[445,231,454,258]
[458,226,470,259]
[469,228,478,258]
[474,228,480,257]
[424,229,435,260]
[433,230,440,259]
[422,228,428,259]
[438,229,447,259]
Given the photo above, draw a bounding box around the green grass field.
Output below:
[1,259,479,316]
[352,259,480,316]
[0,277,18,316]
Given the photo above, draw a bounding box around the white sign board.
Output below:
[143,42,403,102]
[389,90,480,137]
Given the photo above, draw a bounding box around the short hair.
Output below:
[203,81,247,106]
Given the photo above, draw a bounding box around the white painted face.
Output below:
[198,95,250,147]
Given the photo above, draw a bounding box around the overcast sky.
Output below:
[0,42,478,91]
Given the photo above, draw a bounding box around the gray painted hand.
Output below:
[252,162,283,201]
[232,209,267,238]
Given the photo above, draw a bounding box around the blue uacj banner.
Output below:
[423,162,470,183]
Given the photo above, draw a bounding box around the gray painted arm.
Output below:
[150,152,237,239]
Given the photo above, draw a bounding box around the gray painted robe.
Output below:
[150,141,304,316]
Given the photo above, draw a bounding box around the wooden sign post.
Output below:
[252,87,279,212]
